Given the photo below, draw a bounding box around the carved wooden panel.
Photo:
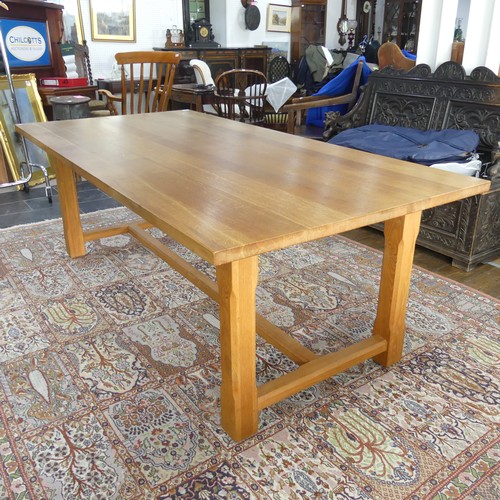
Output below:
[370,93,434,129]
[421,201,462,234]
[475,190,500,253]
[444,102,500,151]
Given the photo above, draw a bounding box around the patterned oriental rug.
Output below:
[0,207,498,499]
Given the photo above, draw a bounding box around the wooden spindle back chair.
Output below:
[214,69,268,125]
[267,55,291,83]
[99,51,180,115]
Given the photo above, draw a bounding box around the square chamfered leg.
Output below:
[373,211,422,366]
[216,256,259,441]
[50,154,85,258]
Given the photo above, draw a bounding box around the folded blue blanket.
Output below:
[328,124,480,165]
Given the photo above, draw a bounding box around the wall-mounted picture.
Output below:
[90,0,136,42]
[266,4,291,33]
[52,0,85,45]
[262,41,290,60]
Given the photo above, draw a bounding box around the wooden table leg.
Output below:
[195,94,203,112]
[373,211,421,366]
[50,155,85,258]
[216,256,258,440]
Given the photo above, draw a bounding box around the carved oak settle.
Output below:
[324,61,500,271]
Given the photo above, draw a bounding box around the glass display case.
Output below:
[383,0,421,53]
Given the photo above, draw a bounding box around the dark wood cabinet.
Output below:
[382,0,421,53]
[153,47,271,84]
[290,0,327,65]
[0,1,91,120]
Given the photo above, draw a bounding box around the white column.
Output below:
[435,0,459,67]
[416,0,459,70]
[416,0,443,69]
[485,1,500,75]
[462,0,500,73]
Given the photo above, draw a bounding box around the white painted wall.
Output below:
[79,0,183,79]
[210,0,227,47]
[209,0,299,54]
[80,0,358,78]
[77,0,497,79]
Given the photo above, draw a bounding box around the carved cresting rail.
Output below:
[325,61,500,271]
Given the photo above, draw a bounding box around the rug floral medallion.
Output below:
[0,207,498,499]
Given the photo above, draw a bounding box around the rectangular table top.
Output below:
[17,110,490,265]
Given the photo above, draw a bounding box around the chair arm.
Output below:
[283,93,356,113]
[97,89,121,115]
[97,89,122,102]
[283,94,357,135]
[288,93,346,105]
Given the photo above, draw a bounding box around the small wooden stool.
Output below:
[49,95,91,120]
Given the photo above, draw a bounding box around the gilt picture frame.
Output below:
[0,74,52,186]
[266,4,291,33]
[52,0,85,44]
[90,0,136,42]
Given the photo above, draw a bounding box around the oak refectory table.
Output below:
[17,110,490,441]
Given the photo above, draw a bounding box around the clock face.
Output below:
[199,26,209,39]
[363,1,371,13]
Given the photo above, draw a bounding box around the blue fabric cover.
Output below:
[328,124,480,165]
[402,49,417,60]
[305,57,372,128]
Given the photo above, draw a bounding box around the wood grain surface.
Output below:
[17,110,490,265]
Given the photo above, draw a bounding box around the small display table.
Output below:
[49,96,91,120]
[171,83,215,112]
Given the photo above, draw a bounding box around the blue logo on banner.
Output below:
[0,19,51,68]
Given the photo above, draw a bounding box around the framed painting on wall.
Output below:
[90,0,136,42]
[51,0,85,44]
[266,4,292,33]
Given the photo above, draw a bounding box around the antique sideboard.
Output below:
[152,46,271,84]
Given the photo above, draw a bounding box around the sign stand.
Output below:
[0,2,53,202]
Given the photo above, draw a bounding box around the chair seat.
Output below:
[88,99,108,111]
[88,99,112,117]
